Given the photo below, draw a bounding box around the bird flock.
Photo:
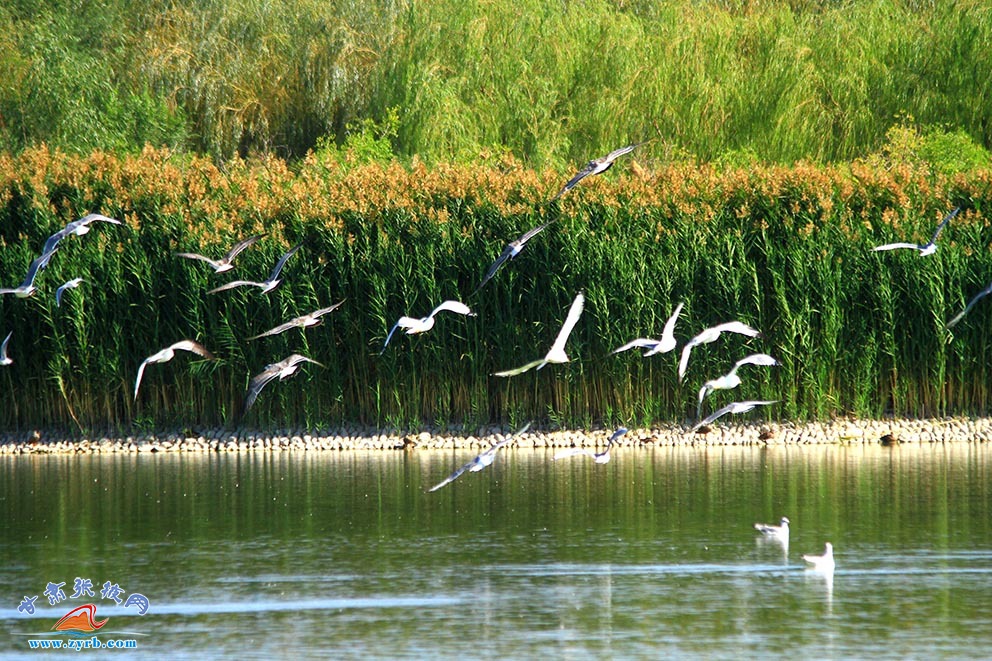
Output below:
[0,145,979,436]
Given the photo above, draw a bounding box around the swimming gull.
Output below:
[802,542,835,573]
[753,516,790,543]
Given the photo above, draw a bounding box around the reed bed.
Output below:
[1,1,990,164]
[0,146,991,432]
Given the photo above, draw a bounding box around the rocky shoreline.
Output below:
[2,417,992,455]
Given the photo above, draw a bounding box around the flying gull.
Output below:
[242,353,324,416]
[946,279,992,330]
[802,542,835,573]
[753,516,790,543]
[248,301,345,340]
[0,248,58,298]
[207,243,302,295]
[0,331,12,366]
[697,353,779,418]
[134,340,216,401]
[381,300,475,353]
[553,427,628,464]
[43,213,123,254]
[612,302,684,356]
[678,321,761,382]
[690,399,778,433]
[552,143,645,200]
[474,220,555,293]
[494,291,585,377]
[55,277,84,307]
[871,207,959,256]
[176,233,266,273]
[428,422,532,492]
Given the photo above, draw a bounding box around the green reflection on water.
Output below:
[2,443,990,657]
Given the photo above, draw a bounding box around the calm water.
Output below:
[2,443,991,658]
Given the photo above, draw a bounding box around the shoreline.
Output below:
[2,416,991,455]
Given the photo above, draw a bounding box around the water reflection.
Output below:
[1,443,990,658]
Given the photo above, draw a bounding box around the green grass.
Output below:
[0,1,990,165]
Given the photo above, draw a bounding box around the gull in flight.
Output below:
[134,340,216,401]
[754,516,790,544]
[248,301,345,340]
[697,353,779,418]
[474,220,555,293]
[55,277,84,307]
[0,331,12,366]
[43,213,122,254]
[678,321,762,381]
[871,207,959,256]
[690,399,778,433]
[494,291,585,376]
[552,143,645,200]
[803,543,835,573]
[553,427,628,464]
[612,302,684,356]
[381,300,475,353]
[0,248,58,298]
[428,422,532,492]
[242,353,324,416]
[207,243,302,295]
[176,233,266,273]
[945,279,992,330]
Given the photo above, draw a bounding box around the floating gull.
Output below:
[553,427,628,464]
[871,207,959,256]
[0,331,12,366]
[0,248,58,298]
[381,300,475,353]
[946,279,992,330]
[133,340,216,401]
[248,301,345,340]
[428,422,532,492]
[697,353,779,418]
[494,291,585,377]
[176,233,266,273]
[753,516,790,543]
[678,321,761,382]
[242,353,324,416]
[474,220,554,293]
[207,243,302,295]
[55,277,84,307]
[690,399,778,433]
[43,213,122,254]
[803,542,835,573]
[612,302,684,356]
[552,143,645,200]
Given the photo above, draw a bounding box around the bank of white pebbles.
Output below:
[1,417,991,454]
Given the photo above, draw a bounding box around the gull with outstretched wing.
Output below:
[553,427,628,464]
[55,277,84,307]
[872,207,959,256]
[613,302,684,357]
[134,340,216,401]
[248,301,345,340]
[690,399,778,433]
[43,213,122,254]
[241,353,324,416]
[552,143,645,200]
[697,353,779,418]
[0,331,12,366]
[946,279,992,330]
[678,321,761,382]
[176,233,266,273]
[0,248,58,298]
[381,300,475,353]
[494,291,584,377]
[207,243,302,295]
[474,220,554,293]
[428,422,532,492]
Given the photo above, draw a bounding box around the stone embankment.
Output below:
[2,417,991,455]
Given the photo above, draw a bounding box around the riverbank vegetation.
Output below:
[0,140,990,432]
[0,0,990,164]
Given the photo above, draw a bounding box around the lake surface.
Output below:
[2,443,991,658]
